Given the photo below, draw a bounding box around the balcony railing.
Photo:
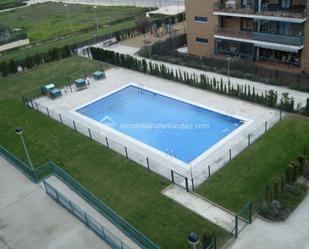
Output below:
[215,27,253,40]
[213,2,254,14]
[253,32,304,46]
[215,27,304,46]
[214,1,307,18]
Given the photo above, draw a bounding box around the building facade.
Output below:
[186,0,309,72]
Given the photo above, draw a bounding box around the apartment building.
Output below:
[186,0,309,72]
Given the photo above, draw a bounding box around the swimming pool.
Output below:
[76,85,245,164]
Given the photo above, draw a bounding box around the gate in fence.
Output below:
[233,202,252,238]
[170,170,190,192]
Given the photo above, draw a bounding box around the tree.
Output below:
[135,18,150,34]
[304,98,309,116]
[8,59,17,74]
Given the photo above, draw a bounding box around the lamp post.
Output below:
[188,232,200,249]
[227,55,231,82]
[93,6,99,33]
[64,4,73,33]
[16,127,34,170]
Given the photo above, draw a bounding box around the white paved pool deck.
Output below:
[34,65,280,188]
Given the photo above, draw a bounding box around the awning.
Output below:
[254,40,303,53]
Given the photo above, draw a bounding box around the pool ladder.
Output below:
[137,83,145,95]
[226,111,235,118]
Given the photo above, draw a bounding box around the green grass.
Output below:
[197,115,309,213]
[0,20,137,63]
[0,56,231,249]
[0,2,147,42]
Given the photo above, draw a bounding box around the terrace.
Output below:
[214,0,307,19]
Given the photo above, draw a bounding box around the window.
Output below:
[194,16,208,23]
[196,37,208,44]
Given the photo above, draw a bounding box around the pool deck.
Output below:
[33,65,280,188]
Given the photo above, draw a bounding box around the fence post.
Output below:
[46,107,50,117]
[171,170,174,183]
[88,128,92,139]
[191,177,195,192]
[235,215,238,239]
[73,120,77,132]
[185,177,189,192]
[146,157,150,170]
[280,110,282,121]
[35,102,38,110]
[265,121,268,133]
[125,147,128,159]
[248,202,252,224]
[85,213,89,227]
[229,148,232,161]
[105,137,109,148]
[59,113,63,124]
[101,226,106,239]
[248,134,251,146]
[208,165,211,178]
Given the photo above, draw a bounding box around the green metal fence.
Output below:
[0,144,160,249]
[44,181,132,249]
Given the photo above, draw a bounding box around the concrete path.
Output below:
[101,43,309,107]
[44,175,140,249]
[162,185,246,233]
[0,156,111,249]
[231,192,309,249]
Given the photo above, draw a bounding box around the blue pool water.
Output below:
[77,85,243,163]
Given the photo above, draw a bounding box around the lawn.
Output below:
[0,0,26,11]
[197,114,309,213]
[0,56,231,249]
[0,2,148,42]
[0,20,137,63]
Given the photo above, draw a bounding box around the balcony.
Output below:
[257,4,307,19]
[213,2,254,14]
[214,27,253,40]
[253,32,304,46]
[214,1,307,19]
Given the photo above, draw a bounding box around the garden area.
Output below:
[0,56,231,249]
[139,34,309,93]
[0,2,148,42]
[197,114,309,218]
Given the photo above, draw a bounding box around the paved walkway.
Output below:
[162,185,246,233]
[101,43,309,107]
[0,156,111,249]
[231,192,309,249]
[44,175,140,249]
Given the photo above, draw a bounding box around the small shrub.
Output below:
[303,165,309,180]
[260,200,288,221]
[230,70,244,78]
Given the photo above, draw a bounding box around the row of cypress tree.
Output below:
[0,45,75,77]
[91,47,300,113]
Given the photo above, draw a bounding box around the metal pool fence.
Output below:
[22,95,283,192]
[0,145,160,249]
[44,181,132,249]
[22,96,192,192]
